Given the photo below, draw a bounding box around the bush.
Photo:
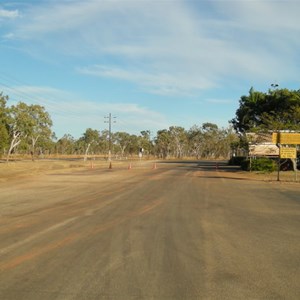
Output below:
[241,159,250,171]
[250,158,277,173]
[228,156,246,166]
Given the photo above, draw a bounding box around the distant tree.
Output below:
[99,129,110,155]
[140,130,153,155]
[6,102,32,161]
[78,128,100,161]
[36,132,56,156]
[154,127,188,158]
[114,131,131,157]
[187,123,237,159]
[169,126,187,158]
[26,104,53,160]
[56,134,76,155]
[187,125,203,159]
[201,123,220,158]
[127,134,140,156]
[155,129,172,158]
[140,130,151,140]
[217,126,239,158]
[5,102,53,161]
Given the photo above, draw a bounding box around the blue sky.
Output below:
[0,0,299,139]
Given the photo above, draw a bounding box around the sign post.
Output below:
[280,147,297,159]
[272,133,300,145]
[272,133,299,181]
[277,144,280,181]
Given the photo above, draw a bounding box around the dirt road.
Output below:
[0,160,299,299]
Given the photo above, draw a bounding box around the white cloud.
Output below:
[2,32,15,39]
[1,84,167,138]
[4,0,300,95]
[78,65,216,96]
[0,8,19,19]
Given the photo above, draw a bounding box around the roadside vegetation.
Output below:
[1,86,300,168]
[230,87,300,173]
[0,92,238,161]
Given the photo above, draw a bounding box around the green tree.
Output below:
[201,123,219,158]
[232,87,300,133]
[154,129,171,159]
[154,127,188,158]
[6,102,33,161]
[140,130,153,156]
[187,123,237,159]
[126,134,139,156]
[114,132,131,157]
[26,104,53,160]
[169,126,187,158]
[56,134,76,155]
[6,102,53,161]
[187,125,203,159]
[99,129,118,158]
[78,128,100,160]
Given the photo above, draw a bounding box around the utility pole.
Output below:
[104,113,116,161]
[271,84,280,180]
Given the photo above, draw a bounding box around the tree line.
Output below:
[1,86,300,161]
[0,92,238,160]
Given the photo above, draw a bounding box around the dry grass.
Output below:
[1,158,299,184]
[246,170,300,183]
[0,160,84,182]
[0,158,159,183]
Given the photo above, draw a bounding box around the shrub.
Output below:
[250,158,277,173]
[241,159,250,171]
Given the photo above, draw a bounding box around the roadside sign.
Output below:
[272,133,300,144]
[280,147,297,159]
[249,144,279,156]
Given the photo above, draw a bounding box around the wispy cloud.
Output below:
[78,64,215,96]
[0,8,19,19]
[1,0,299,139]
[1,84,167,137]
[7,0,298,93]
